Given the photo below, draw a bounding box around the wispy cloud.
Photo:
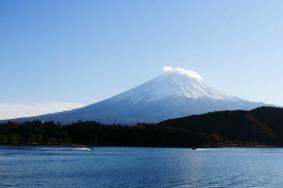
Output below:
[162,66,203,80]
[0,102,85,120]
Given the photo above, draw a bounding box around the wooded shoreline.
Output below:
[1,107,283,148]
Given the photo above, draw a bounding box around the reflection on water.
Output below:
[0,146,282,187]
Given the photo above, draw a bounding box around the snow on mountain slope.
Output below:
[111,70,233,104]
[8,66,265,125]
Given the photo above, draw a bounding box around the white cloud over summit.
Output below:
[162,66,203,80]
[0,102,85,120]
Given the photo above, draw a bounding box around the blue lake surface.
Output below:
[0,146,283,188]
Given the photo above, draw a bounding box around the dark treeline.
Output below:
[0,121,70,145]
[160,107,283,147]
[0,121,213,147]
[1,107,283,148]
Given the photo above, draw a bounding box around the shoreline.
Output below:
[0,144,91,148]
[0,144,283,149]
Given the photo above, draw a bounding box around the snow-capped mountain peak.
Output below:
[111,67,234,104]
[9,66,265,125]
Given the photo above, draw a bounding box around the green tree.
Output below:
[47,137,57,144]
[0,135,8,144]
[9,134,21,144]
[34,134,43,144]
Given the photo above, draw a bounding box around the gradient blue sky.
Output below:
[1,0,283,118]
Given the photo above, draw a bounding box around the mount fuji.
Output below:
[10,66,265,125]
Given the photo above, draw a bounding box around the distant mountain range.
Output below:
[7,67,266,124]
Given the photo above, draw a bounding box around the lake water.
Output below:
[0,146,283,188]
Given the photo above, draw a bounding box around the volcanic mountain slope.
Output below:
[10,67,265,124]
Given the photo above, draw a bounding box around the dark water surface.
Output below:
[0,146,282,188]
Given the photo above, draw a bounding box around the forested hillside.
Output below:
[1,107,283,147]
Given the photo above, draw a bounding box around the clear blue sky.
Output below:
[1,0,283,118]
